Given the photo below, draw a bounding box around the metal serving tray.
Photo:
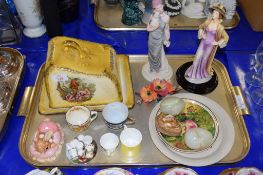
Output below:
[0,47,24,134]
[19,55,249,167]
[93,0,240,31]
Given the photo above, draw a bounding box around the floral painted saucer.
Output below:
[94,168,134,175]
[220,167,263,175]
[25,167,65,175]
[158,167,198,175]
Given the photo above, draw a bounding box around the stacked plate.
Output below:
[94,168,134,175]
[149,93,235,166]
[159,167,198,175]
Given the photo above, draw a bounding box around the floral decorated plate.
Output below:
[236,168,263,175]
[94,168,134,175]
[158,167,198,175]
[219,167,263,175]
[155,98,223,159]
[25,167,65,175]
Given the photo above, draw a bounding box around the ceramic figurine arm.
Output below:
[147,23,160,31]
[198,29,205,39]
[138,1,145,13]
[217,29,229,48]
[161,14,170,47]
[164,23,170,47]
[213,25,229,48]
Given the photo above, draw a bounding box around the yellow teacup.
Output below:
[120,126,142,162]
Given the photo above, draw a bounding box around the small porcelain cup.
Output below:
[120,126,142,162]
[66,106,98,132]
[100,133,119,156]
[102,102,135,130]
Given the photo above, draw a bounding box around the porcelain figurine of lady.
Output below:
[176,3,229,94]
[142,0,173,82]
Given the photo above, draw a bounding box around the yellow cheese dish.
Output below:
[43,37,122,109]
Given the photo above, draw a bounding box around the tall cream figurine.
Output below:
[142,0,173,82]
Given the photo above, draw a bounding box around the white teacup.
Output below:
[100,133,119,156]
[66,106,98,132]
[102,102,135,130]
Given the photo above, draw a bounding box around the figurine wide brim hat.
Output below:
[209,3,226,19]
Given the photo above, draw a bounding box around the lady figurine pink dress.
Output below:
[142,0,173,82]
[176,3,229,94]
[185,3,229,83]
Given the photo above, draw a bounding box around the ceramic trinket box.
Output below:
[66,134,97,164]
[29,118,64,162]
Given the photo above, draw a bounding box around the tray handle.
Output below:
[233,86,250,116]
[17,86,35,117]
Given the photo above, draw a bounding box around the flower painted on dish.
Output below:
[140,85,157,103]
[57,77,96,102]
[184,120,198,132]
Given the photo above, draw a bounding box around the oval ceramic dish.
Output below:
[149,93,235,166]
[156,98,223,159]
[156,98,219,153]
[94,168,134,175]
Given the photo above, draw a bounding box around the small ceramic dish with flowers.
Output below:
[66,134,97,164]
[94,168,134,175]
[155,97,220,157]
[158,167,198,175]
[25,167,65,175]
[220,167,263,175]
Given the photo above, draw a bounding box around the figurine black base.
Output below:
[176,61,218,94]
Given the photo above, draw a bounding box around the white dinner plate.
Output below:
[149,93,235,166]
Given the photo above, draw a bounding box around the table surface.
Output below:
[1,1,263,174]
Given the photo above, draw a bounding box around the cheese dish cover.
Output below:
[44,37,122,109]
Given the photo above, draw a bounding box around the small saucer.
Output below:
[159,167,198,175]
[176,61,218,94]
[95,168,134,175]
[66,135,97,164]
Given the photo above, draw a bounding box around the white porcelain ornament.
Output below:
[13,0,46,38]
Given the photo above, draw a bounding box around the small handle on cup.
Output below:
[125,116,135,125]
[90,111,98,122]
